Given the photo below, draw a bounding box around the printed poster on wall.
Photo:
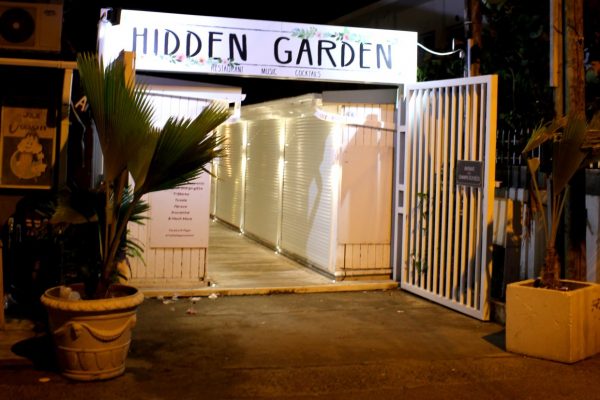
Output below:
[148,173,210,248]
[0,106,55,189]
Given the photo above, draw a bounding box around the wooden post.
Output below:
[565,0,586,115]
[0,240,5,330]
[469,0,482,77]
[564,0,586,280]
[550,0,564,117]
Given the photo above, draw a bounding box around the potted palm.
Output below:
[40,52,231,380]
[506,112,600,363]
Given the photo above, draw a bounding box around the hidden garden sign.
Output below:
[99,9,417,85]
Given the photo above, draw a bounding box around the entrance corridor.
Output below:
[141,220,397,297]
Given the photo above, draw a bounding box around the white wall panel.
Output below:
[337,126,394,244]
[214,123,245,228]
[243,119,284,246]
[281,117,336,273]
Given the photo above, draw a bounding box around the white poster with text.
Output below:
[149,173,210,248]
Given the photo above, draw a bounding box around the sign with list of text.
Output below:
[149,173,210,248]
[456,160,483,188]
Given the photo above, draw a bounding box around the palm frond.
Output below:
[552,114,587,194]
[77,54,156,184]
[581,112,600,162]
[75,52,232,297]
[522,117,566,154]
[137,102,231,195]
[119,186,150,225]
[125,235,146,265]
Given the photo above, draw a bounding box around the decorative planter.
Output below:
[506,279,600,363]
[40,284,144,381]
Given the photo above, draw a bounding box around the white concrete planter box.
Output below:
[506,279,600,363]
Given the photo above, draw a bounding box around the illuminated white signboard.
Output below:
[99,9,417,85]
[149,174,210,248]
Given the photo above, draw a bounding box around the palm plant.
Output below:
[75,52,231,298]
[522,112,600,288]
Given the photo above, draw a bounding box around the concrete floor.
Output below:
[0,219,395,368]
[3,222,600,398]
[2,290,600,399]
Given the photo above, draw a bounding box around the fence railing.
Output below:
[496,123,600,190]
[495,126,538,189]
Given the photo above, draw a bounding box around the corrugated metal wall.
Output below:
[280,118,336,273]
[215,122,245,228]
[211,95,396,279]
[243,119,284,247]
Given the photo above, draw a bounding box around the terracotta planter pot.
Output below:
[40,284,144,381]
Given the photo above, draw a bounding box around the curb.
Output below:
[139,281,399,298]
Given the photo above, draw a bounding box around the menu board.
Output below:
[148,173,210,247]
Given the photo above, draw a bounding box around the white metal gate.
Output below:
[395,75,498,321]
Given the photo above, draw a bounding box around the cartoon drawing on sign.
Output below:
[1,106,54,188]
[9,130,47,180]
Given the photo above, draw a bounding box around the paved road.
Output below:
[1,289,600,399]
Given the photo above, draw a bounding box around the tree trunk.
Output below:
[465,0,482,76]
[542,246,561,288]
[550,0,564,116]
[469,0,482,76]
[564,0,587,281]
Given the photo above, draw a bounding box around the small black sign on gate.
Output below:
[456,160,483,188]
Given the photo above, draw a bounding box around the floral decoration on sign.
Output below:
[291,26,366,44]
[153,53,240,68]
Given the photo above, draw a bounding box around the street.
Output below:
[1,289,600,399]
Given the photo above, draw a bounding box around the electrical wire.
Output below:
[417,42,464,57]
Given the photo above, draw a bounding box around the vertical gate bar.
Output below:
[425,89,437,291]
[408,90,420,284]
[403,93,411,284]
[459,84,469,306]
[473,84,486,309]
[474,83,486,309]
[424,89,432,290]
[472,84,480,307]
[418,89,430,289]
[415,91,424,287]
[409,90,419,285]
[401,91,413,284]
[464,88,473,307]
[432,87,444,295]
[480,77,497,319]
[465,85,474,307]
[447,85,458,300]
[452,86,463,302]
[467,84,480,308]
[417,89,426,286]
[441,86,451,299]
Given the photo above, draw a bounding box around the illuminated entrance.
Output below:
[99,9,497,320]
